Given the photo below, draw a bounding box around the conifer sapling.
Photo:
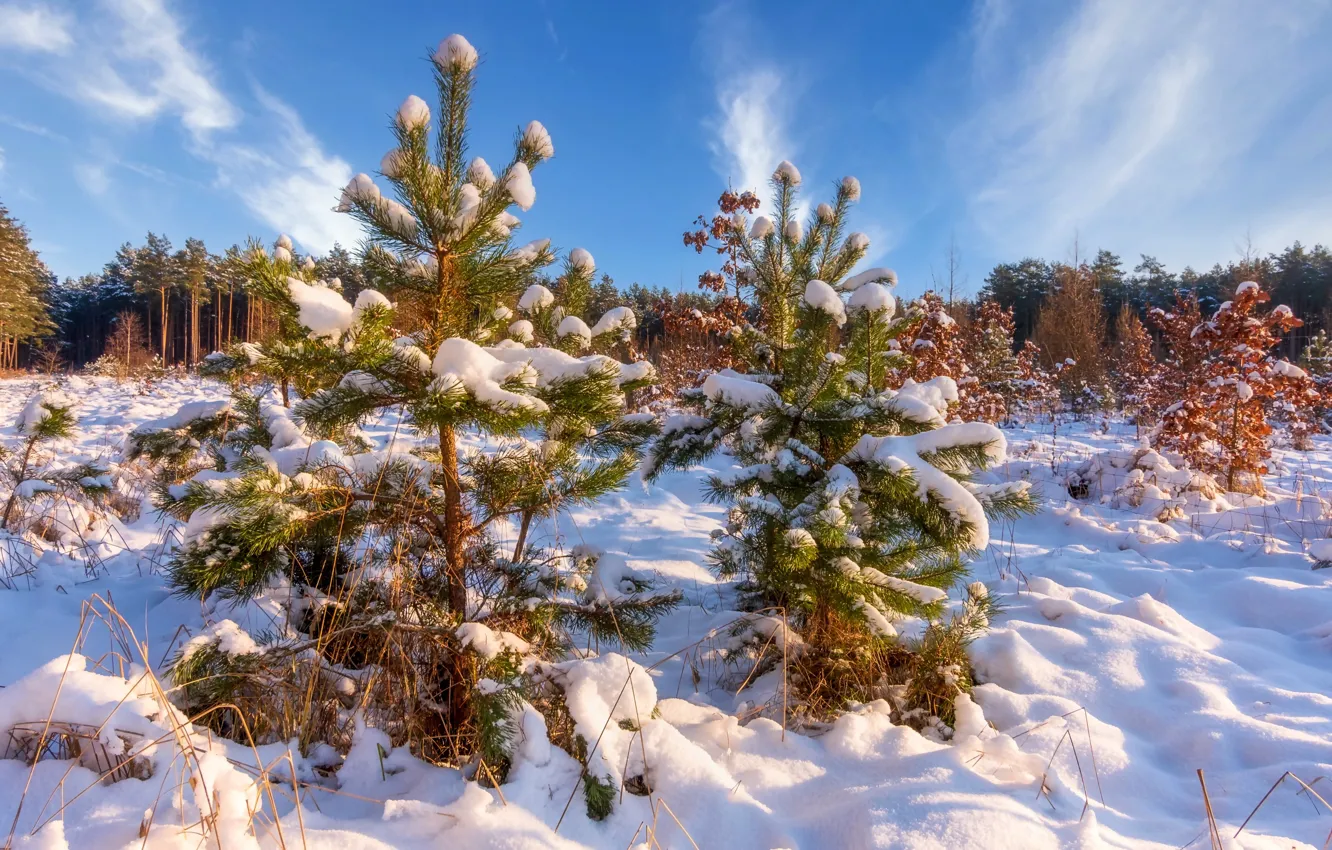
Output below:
[648,163,1036,722]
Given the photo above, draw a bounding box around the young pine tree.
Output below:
[1298,329,1332,432]
[148,35,674,781]
[960,300,1021,423]
[2,390,109,531]
[1035,262,1115,413]
[1013,339,1060,419]
[1111,304,1157,426]
[647,163,1034,721]
[0,202,56,369]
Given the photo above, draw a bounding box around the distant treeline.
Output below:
[3,193,1330,369]
[979,245,1332,356]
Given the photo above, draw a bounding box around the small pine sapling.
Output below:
[2,389,110,531]
[1014,340,1060,420]
[648,163,1035,724]
[1297,329,1332,434]
[1111,305,1158,428]
[959,300,1020,423]
[150,36,676,810]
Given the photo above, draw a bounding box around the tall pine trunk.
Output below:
[438,425,472,735]
[159,288,168,363]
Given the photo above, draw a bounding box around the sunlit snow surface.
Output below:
[0,374,1329,849]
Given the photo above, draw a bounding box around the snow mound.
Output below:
[505,162,536,211]
[518,283,554,312]
[396,94,430,130]
[435,33,478,70]
[1066,447,1227,521]
[772,160,801,185]
[16,388,74,432]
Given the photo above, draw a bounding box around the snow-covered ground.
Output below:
[1,375,1331,849]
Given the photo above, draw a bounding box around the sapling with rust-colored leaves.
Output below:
[1150,282,1311,491]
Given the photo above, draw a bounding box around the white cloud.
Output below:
[0,114,66,141]
[204,88,361,253]
[699,3,796,201]
[5,0,359,254]
[0,3,73,53]
[709,68,792,197]
[952,0,1332,267]
[84,0,238,136]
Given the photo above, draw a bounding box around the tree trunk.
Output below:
[159,288,168,362]
[438,425,472,737]
[512,510,533,564]
[192,286,201,366]
[1,439,37,529]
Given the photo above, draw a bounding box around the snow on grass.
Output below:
[1,378,1331,848]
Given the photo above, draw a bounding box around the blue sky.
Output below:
[1,0,1330,299]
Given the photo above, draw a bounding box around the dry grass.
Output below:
[0,594,316,850]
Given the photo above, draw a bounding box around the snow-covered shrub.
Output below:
[1065,447,1226,521]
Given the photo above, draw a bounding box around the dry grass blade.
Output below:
[1233,770,1295,838]
[4,608,90,848]
[1197,769,1222,850]
[1034,730,1068,811]
[1230,769,1332,848]
[10,594,302,850]
[479,759,507,806]
[285,751,309,850]
[648,797,700,850]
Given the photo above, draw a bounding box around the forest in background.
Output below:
[3,197,1332,373]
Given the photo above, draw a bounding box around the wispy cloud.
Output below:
[0,3,73,53]
[695,2,904,276]
[74,161,110,196]
[2,0,359,253]
[709,68,791,196]
[952,0,1332,266]
[82,0,238,136]
[0,114,67,141]
[206,87,361,252]
[698,3,795,199]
